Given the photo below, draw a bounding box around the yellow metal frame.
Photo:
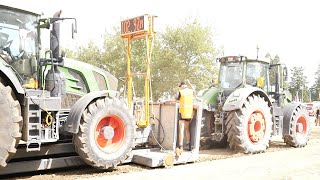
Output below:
[121,15,156,128]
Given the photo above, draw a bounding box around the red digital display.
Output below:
[121,15,145,36]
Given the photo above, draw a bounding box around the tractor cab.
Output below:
[0,5,39,84]
[0,5,77,92]
[218,56,269,93]
[217,56,290,106]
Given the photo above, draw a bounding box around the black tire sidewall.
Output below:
[291,107,310,145]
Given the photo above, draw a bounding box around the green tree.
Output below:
[101,28,150,98]
[265,53,280,63]
[311,64,320,101]
[70,19,218,100]
[62,48,76,58]
[289,66,309,102]
[73,40,103,67]
[71,27,155,98]
[272,55,280,64]
[151,19,218,99]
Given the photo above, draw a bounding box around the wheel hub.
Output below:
[101,126,115,140]
[296,123,303,133]
[95,115,125,153]
[296,116,307,135]
[248,111,266,143]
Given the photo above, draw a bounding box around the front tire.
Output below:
[225,94,272,153]
[74,97,135,169]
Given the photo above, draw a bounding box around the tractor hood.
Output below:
[200,87,219,111]
[62,58,118,92]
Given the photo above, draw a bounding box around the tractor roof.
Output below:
[218,56,270,64]
[0,4,41,16]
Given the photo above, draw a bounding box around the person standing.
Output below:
[174,80,194,152]
[167,80,195,154]
[316,107,320,126]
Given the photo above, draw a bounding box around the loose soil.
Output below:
[10,119,320,180]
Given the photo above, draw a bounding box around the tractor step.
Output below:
[23,90,62,152]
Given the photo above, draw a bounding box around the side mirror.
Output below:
[283,66,288,81]
[50,20,60,60]
[48,11,77,59]
[37,9,78,63]
[50,10,62,60]
[72,24,75,39]
[72,20,77,39]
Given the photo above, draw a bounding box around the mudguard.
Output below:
[0,64,24,94]
[222,87,271,111]
[64,90,119,133]
[201,87,219,111]
[282,102,302,135]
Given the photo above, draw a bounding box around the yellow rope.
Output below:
[42,71,53,127]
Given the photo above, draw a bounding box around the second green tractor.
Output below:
[200,56,310,153]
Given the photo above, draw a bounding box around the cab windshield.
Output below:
[0,7,37,60]
[246,62,268,91]
[219,62,243,89]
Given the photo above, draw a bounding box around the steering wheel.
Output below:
[0,40,17,61]
[16,50,25,59]
[246,76,257,86]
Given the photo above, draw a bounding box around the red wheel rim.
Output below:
[95,115,125,153]
[247,110,266,143]
[296,116,307,136]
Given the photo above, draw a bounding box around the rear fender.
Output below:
[222,87,271,112]
[64,90,119,134]
[0,65,24,95]
[201,87,219,111]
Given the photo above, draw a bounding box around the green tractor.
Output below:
[200,56,310,153]
[0,6,201,174]
[0,4,117,168]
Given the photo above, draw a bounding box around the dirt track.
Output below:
[12,118,320,180]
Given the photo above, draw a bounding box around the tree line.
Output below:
[267,54,320,102]
[66,19,218,100]
[66,19,320,102]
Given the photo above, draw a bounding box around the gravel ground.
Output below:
[10,118,319,180]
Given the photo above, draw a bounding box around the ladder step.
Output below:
[27,141,41,152]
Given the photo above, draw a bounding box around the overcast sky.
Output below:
[2,0,319,86]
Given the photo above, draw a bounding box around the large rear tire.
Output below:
[0,82,22,167]
[283,106,310,147]
[225,94,272,153]
[201,110,214,137]
[74,97,135,169]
